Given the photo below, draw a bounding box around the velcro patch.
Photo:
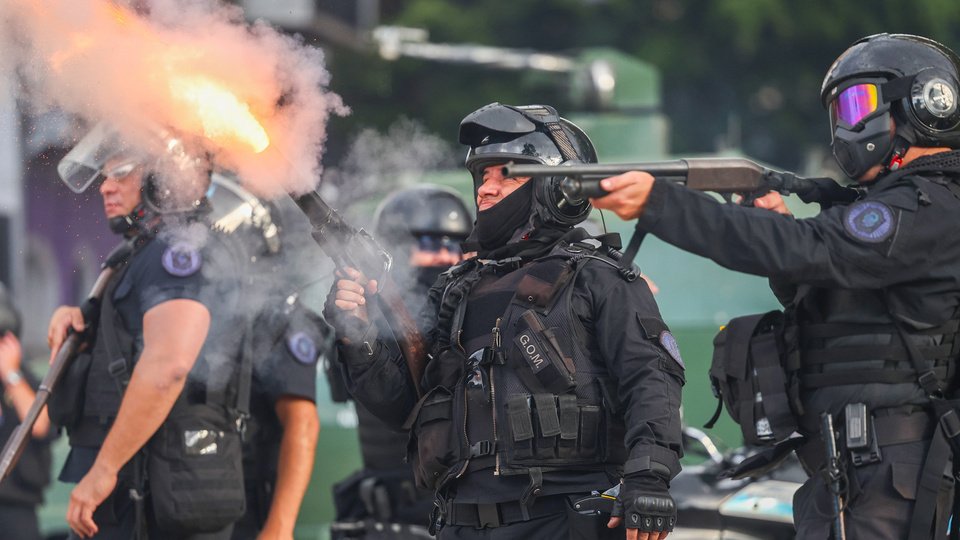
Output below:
[161,243,202,277]
[843,201,895,243]
[659,331,684,370]
[514,330,548,373]
[287,332,318,364]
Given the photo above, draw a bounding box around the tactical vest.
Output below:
[407,241,629,492]
[792,288,960,426]
[68,262,137,447]
[62,240,249,533]
[710,286,960,446]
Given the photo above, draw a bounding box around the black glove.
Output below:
[614,473,676,533]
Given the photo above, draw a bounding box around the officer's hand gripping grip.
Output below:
[0,240,133,482]
[293,191,428,397]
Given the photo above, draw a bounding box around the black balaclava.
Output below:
[474,179,533,251]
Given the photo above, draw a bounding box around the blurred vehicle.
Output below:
[671,427,802,540]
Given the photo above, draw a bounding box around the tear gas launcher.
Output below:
[0,241,134,482]
[293,192,427,398]
[501,157,860,207]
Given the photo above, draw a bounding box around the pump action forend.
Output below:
[293,191,427,398]
[501,157,860,207]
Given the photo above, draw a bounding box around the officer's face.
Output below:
[476,164,530,211]
[99,159,144,219]
[409,246,464,268]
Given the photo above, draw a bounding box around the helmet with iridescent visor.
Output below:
[821,34,960,178]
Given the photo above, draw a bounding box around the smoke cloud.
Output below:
[1,0,347,198]
[323,118,456,206]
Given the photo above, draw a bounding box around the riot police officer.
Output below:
[205,176,326,540]
[327,104,683,540]
[593,34,960,539]
[0,285,53,540]
[48,123,246,539]
[331,185,472,538]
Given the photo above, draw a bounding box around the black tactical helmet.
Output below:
[207,171,281,256]
[821,34,960,178]
[373,185,472,248]
[458,103,598,227]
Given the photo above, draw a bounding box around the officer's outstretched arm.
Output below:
[261,395,320,538]
[65,299,210,538]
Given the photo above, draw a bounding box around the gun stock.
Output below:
[0,241,133,482]
[292,192,427,397]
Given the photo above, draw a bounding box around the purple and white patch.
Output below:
[287,332,318,364]
[161,243,202,277]
[843,201,895,243]
[659,331,684,369]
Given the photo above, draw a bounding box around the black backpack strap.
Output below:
[882,291,944,397]
[99,264,134,392]
[617,224,646,282]
[908,398,960,540]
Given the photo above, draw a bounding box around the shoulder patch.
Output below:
[659,331,685,370]
[286,332,318,364]
[842,201,895,243]
[161,243,203,277]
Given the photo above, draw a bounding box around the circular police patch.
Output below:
[161,243,202,277]
[659,331,684,370]
[843,201,895,243]
[287,332,318,364]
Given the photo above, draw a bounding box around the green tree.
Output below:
[325,0,960,170]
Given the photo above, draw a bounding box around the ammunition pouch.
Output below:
[147,403,246,534]
[47,351,93,430]
[405,386,458,491]
[708,310,802,445]
[505,393,606,465]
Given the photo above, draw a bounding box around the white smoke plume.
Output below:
[1,0,347,198]
[324,118,456,206]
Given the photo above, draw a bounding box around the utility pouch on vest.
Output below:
[47,351,93,430]
[507,394,535,460]
[511,310,576,395]
[147,403,246,533]
[709,311,800,446]
[533,393,562,459]
[405,386,458,490]
[148,309,256,534]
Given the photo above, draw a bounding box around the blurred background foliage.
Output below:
[321,0,960,170]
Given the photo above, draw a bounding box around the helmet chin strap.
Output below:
[108,203,161,239]
[883,136,912,174]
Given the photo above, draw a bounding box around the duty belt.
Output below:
[445,494,568,528]
[796,411,934,474]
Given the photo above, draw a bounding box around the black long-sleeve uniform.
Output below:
[636,160,960,539]
[334,232,684,507]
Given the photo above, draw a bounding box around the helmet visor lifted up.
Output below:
[58,122,145,193]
